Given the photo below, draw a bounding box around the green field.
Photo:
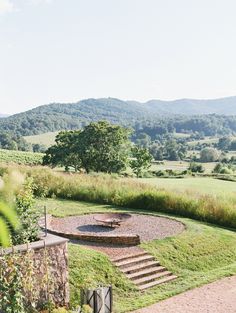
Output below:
[0,149,43,165]
[141,176,236,198]
[37,198,236,313]
[24,131,58,147]
[150,160,216,173]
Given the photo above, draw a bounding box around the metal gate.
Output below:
[81,286,113,313]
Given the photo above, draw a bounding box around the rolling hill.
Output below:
[1,96,236,136]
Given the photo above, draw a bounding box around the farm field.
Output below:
[141,177,236,198]
[24,131,58,147]
[150,160,217,173]
[37,198,236,313]
[187,136,219,146]
[0,149,43,165]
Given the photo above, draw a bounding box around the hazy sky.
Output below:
[1,0,236,114]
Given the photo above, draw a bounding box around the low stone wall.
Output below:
[44,214,140,246]
[48,228,141,245]
[2,234,69,307]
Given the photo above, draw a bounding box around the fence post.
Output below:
[109,286,113,313]
[93,289,98,313]
[44,206,48,237]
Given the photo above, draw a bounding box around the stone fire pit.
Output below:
[94,213,131,227]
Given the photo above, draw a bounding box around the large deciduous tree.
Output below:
[43,121,131,173]
[43,130,82,172]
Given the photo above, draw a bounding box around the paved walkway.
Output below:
[131,275,236,313]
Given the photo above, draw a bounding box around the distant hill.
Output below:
[129,96,236,115]
[0,114,9,118]
[1,96,236,136]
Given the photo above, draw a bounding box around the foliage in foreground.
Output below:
[0,202,18,247]
[29,168,236,229]
[12,180,40,245]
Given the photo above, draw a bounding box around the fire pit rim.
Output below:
[94,213,132,225]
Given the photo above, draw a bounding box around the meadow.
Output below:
[27,167,236,229]
[150,160,217,173]
[24,131,58,147]
[141,176,236,198]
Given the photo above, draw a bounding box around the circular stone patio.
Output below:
[49,213,185,244]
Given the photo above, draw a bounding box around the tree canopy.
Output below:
[130,146,152,177]
[43,121,132,173]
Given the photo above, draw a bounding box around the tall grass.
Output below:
[26,168,236,229]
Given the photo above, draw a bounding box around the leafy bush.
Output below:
[213,163,235,175]
[188,162,205,173]
[12,180,40,245]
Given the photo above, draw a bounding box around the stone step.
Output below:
[115,254,155,269]
[112,251,148,263]
[127,266,166,280]
[138,275,178,291]
[133,270,172,285]
[121,260,160,274]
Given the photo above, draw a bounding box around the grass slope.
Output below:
[37,198,236,313]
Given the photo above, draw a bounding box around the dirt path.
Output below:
[131,275,236,313]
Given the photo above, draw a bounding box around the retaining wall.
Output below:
[1,234,69,307]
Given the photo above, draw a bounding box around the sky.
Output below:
[0,0,236,114]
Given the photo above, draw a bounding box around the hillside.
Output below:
[1,96,236,136]
[140,96,236,115]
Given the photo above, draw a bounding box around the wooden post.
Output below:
[109,286,113,313]
[44,206,48,237]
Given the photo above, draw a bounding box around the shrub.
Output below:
[188,162,205,173]
[12,180,40,245]
[213,163,234,175]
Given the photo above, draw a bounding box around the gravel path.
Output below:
[50,213,184,242]
[131,275,236,313]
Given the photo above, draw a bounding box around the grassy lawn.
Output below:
[141,177,236,198]
[37,198,236,313]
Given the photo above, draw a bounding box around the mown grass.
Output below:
[37,198,236,313]
[29,168,236,229]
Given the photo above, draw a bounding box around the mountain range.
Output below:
[1,96,236,136]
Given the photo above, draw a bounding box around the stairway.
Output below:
[112,251,177,290]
